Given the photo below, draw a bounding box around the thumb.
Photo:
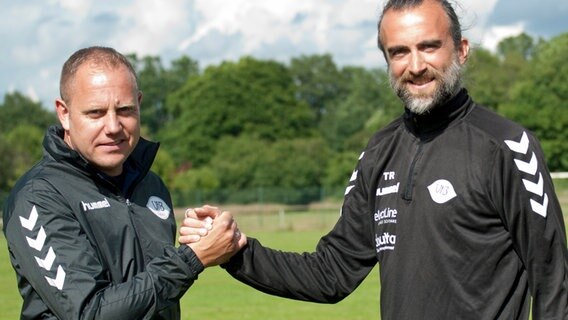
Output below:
[237,231,247,248]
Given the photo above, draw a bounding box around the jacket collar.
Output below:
[43,125,159,184]
[403,88,472,139]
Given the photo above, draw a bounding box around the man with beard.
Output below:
[180,0,568,318]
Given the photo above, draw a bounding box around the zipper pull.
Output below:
[126,199,132,206]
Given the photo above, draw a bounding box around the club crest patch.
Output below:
[427,179,457,204]
[146,196,171,220]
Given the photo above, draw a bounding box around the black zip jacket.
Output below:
[224,89,568,319]
[3,125,204,319]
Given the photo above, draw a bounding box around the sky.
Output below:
[1,0,567,108]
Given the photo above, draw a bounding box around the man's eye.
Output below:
[423,45,438,52]
[118,106,136,115]
[87,110,104,117]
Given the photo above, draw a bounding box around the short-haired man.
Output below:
[3,46,245,319]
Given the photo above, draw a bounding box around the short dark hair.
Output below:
[377,0,463,58]
[59,46,138,102]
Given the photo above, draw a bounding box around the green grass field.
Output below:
[1,182,566,319]
[0,211,380,320]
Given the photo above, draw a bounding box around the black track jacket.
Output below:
[3,126,203,319]
[225,89,568,319]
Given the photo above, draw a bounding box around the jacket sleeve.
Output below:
[492,131,568,319]
[223,154,377,303]
[4,181,204,320]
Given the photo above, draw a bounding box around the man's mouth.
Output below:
[408,77,434,86]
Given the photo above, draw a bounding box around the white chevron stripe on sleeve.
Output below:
[349,170,358,182]
[530,193,548,218]
[513,153,538,175]
[45,265,66,290]
[35,247,56,271]
[522,173,544,196]
[26,226,46,251]
[504,131,529,154]
[20,206,38,231]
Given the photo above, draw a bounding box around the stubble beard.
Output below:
[389,56,463,115]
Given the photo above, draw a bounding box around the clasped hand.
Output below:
[179,205,246,267]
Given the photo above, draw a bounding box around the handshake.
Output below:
[178,205,247,267]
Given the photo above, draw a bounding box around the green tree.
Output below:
[207,135,329,203]
[320,67,400,151]
[463,47,505,110]
[208,136,267,190]
[150,147,176,187]
[128,54,199,136]
[0,91,56,134]
[289,54,346,122]
[499,33,568,171]
[0,135,17,191]
[323,151,360,189]
[497,32,536,60]
[256,137,329,189]
[4,125,44,187]
[161,56,315,167]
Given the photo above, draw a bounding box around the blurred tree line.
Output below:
[1,33,567,205]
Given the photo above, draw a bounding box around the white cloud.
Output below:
[0,0,565,108]
[481,23,526,52]
[48,0,92,17]
[113,0,192,56]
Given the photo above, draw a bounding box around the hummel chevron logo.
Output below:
[505,131,529,154]
[26,226,46,251]
[523,173,543,196]
[504,131,548,218]
[350,170,358,182]
[20,206,38,231]
[530,194,549,218]
[35,247,56,270]
[45,265,66,290]
[513,153,538,175]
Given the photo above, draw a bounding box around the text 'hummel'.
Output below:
[82,198,110,211]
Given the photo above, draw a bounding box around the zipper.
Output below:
[403,142,424,201]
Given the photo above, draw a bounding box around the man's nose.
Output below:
[408,52,427,76]
[104,113,122,134]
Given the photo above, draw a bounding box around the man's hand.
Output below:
[179,205,247,267]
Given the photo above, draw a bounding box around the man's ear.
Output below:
[55,98,70,130]
[458,38,470,64]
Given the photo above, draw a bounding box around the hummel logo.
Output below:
[81,198,110,211]
[377,182,400,196]
[20,206,67,291]
[505,131,548,218]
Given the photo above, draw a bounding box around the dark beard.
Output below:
[389,56,463,114]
